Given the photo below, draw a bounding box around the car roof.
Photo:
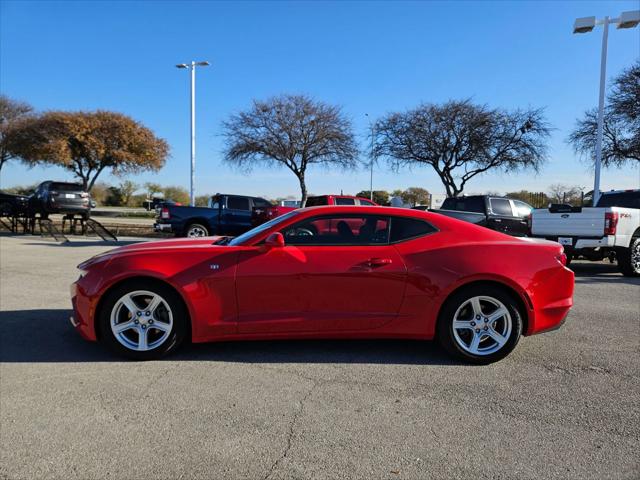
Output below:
[297,205,431,218]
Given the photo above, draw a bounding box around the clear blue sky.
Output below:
[1,0,639,199]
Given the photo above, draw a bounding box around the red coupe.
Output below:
[71,206,574,363]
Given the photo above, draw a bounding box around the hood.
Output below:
[77,236,229,270]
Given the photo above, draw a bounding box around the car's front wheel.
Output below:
[437,285,523,364]
[98,281,188,360]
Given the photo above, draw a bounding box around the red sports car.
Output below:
[70,206,574,363]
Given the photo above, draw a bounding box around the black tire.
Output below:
[565,253,573,267]
[184,222,209,237]
[618,236,640,277]
[436,284,523,364]
[97,280,189,360]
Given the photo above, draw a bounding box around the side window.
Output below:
[359,199,375,206]
[227,196,250,211]
[252,198,272,208]
[281,215,390,245]
[390,217,437,243]
[335,197,356,205]
[512,200,532,218]
[489,198,513,216]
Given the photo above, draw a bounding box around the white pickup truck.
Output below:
[529,189,640,276]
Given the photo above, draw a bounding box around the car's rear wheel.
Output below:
[98,281,188,360]
[437,285,523,364]
[618,236,640,277]
[185,223,209,237]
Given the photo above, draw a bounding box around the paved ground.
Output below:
[1,234,638,480]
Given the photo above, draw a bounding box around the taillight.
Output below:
[81,192,89,198]
[161,207,170,219]
[604,212,618,235]
[556,252,567,266]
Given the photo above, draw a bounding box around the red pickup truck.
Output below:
[251,195,378,226]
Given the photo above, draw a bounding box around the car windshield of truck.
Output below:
[596,192,640,209]
[227,210,300,246]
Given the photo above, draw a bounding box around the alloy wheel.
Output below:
[187,226,207,237]
[452,296,513,356]
[110,290,174,351]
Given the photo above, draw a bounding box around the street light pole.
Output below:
[573,10,639,206]
[176,61,210,206]
[365,113,374,201]
[592,18,608,209]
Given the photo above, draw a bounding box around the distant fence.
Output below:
[520,192,548,209]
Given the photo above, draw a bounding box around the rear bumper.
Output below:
[154,222,173,233]
[525,265,575,336]
[538,235,615,252]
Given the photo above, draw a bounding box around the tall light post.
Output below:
[364,113,375,201]
[176,61,210,206]
[573,10,639,206]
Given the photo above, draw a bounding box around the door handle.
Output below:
[367,257,392,267]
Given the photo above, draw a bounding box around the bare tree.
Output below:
[0,95,34,172]
[373,100,551,197]
[547,183,583,205]
[222,94,359,206]
[569,62,640,167]
[6,110,169,190]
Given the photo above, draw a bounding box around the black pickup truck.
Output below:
[425,195,533,237]
[154,193,274,237]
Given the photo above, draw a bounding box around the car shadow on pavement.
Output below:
[570,262,640,286]
[0,309,461,366]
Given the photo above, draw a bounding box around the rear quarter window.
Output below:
[390,217,437,243]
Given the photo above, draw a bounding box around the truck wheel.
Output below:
[565,253,573,267]
[185,223,209,237]
[618,237,640,277]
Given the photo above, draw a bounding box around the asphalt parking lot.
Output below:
[1,234,638,480]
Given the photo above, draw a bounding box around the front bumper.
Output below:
[70,280,97,341]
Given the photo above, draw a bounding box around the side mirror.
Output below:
[264,232,285,249]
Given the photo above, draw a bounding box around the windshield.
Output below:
[228,210,301,246]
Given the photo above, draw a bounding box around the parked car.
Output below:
[143,198,182,211]
[154,193,274,237]
[428,195,532,237]
[0,191,30,216]
[251,194,379,227]
[529,189,640,276]
[305,195,378,206]
[28,181,92,219]
[251,203,297,227]
[72,206,574,363]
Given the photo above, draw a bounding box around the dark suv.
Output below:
[29,181,92,219]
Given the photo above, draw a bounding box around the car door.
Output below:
[487,198,515,234]
[234,213,407,334]
[223,196,252,235]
